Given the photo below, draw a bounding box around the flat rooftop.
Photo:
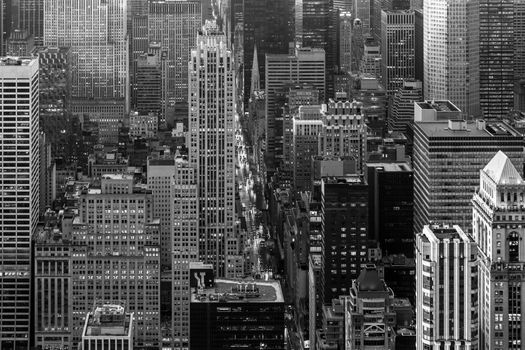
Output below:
[416,121,520,138]
[417,100,460,112]
[424,224,474,242]
[84,304,132,338]
[191,279,284,303]
[367,162,412,172]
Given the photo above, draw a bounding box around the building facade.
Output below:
[189,22,237,277]
[472,151,525,350]
[415,224,479,350]
[0,57,39,349]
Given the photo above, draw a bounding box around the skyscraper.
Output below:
[265,48,326,167]
[380,10,415,94]
[354,0,371,34]
[413,115,524,233]
[148,0,202,120]
[43,0,128,101]
[0,57,39,350]
[423,0,479,116]
[479,0,515,118]
[16,0,44,46]
[472,151,525,350]
[415,224,479,350]
[388,79,422,133]
[189,21,236,277]
[339,11,353,73]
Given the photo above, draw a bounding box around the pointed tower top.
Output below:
[483,151,523,185]
[250,44,260,96]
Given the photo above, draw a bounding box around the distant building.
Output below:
[190,279,285,350]
[414,100,461,122]
[6,28,34,56]
[339,12,353,73]
[129,112,158,139]
[134,53,161,116]
[413,118,524,233]
[472,151,525,350]
[415,224,478,350]
[87,150,129,179]
[345,265,397,350]
[388,80,422,133]
[81,302,133,350]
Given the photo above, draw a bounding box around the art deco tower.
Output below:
[189,21,236,277]
[472,151,525,350]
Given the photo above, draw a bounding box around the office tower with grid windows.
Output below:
[388,79,422,133]
[423,0,479,117]
[70,175,160,349]
[412,112,524,234]
[17,0,44,46]
[43,0,128,101]
[472,151,525,350]
[148,0,202,120]
[415,224,479,350]
[189,22,237,277]
[380,10,415,95]
[0,57,39,350]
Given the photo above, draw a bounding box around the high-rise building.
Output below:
[515,1,525,111]
[380,10,415,94]
[388,79,422,133]
[147,156,176,268]
[0,57,39,349]
[148,0,202,119]
[472,151,525,350]
[265,47,326,168]
[371,0,410,43]
[39,132,55,215]
[423,0,479,116]
[43,0,128,101]
[415,224,479,350]
[321,175,369,304]
[354,0,371,35]
[413,116,524,233]
[243,0,289,105]
[6,29,34,56]
[414,9,423,84]
[189,22,237,277]
[479,0,515,118]
[367,162,414,257]
[135,52,162,116]
[359,40,382,78]
[170,157,199,350]
[321,99,367,174]
[339,11,353,72]
[71,175,160,348]
[345,265,397,350]
[17,0,44,46]
[190,279,285,350]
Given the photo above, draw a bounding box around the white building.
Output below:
[415,224,479,350]
[82,303,133,350]
[472,151,525,350]
[423,0,479,116]
[188,21,237,277]
[0,57,39,348]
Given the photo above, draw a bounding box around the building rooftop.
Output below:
[356,265,386,292]
[191,279,284,303]
[83,302,132,338]
[367,162,412,172]
[416,100,460,112]
[0,56,36,66]
[416,120,521,138]
[423,224,473,243]
[483,151,524,185]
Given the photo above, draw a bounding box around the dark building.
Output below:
[135,52,162,115]
[367,162,414,257]
[414,9,423,85]
[479,0,515,118]
[17,0,44,46]
[190,279,285,350]
[321,175,369,305]
[243,0,289,105]
[380,254,415,303]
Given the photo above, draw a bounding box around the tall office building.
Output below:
[423,0,479,116]
[43,0,128,101]
[243,0,289,105]
[380,10,415,94]
[148,0,202,119]
[147,156,176,269]
[354,0,371,35]
[170,157,199,350]
[472,151,525,350]
[479,0,514,118]
[266,48,326,166]
[415,224,479,350]
[321,175,369,304]
[321,99,367,175]
[189,21,236,277]
[414,9,423,84]
[516,0,525,110]
[339,11,353,73]
[413,112,524,233]
[0,57,39,350]
[135,52,162,115]
[71,175,160,349]
[16,0,43,46]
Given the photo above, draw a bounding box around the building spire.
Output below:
[250,44,260,96]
